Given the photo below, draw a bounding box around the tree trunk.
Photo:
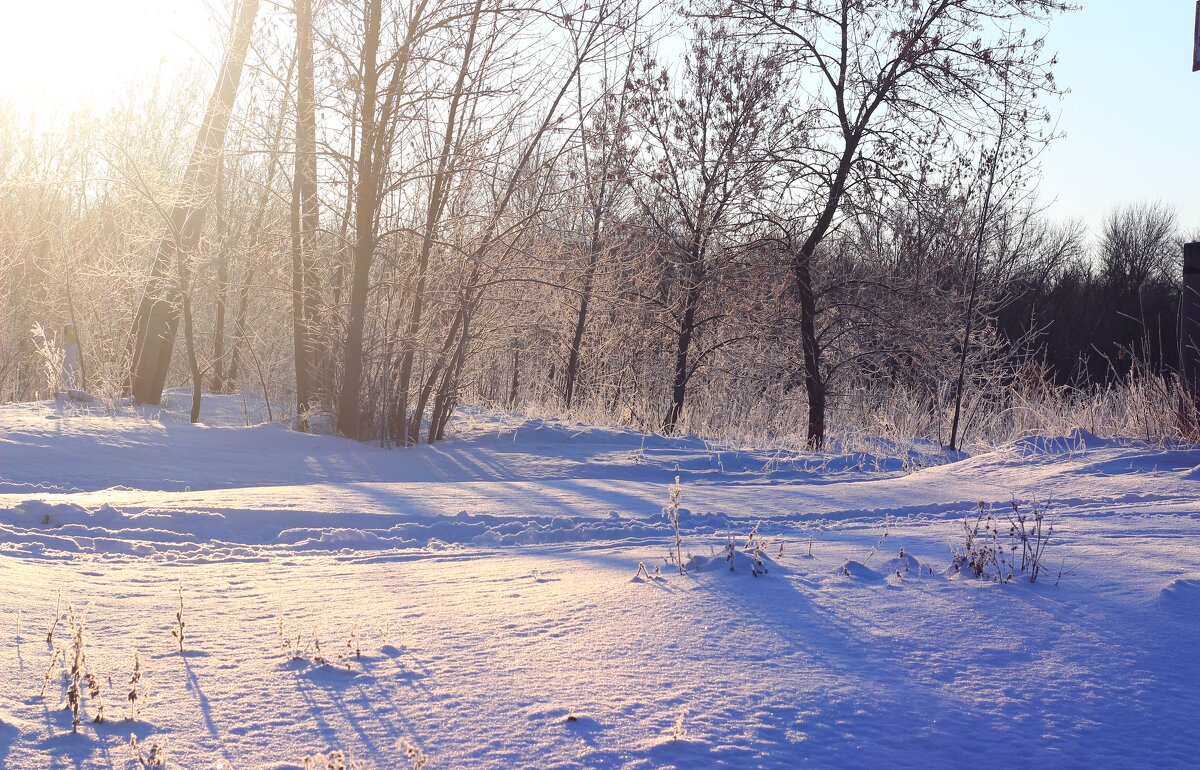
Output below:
[948,121,1004,451]
[226,263,254,388]
[128,0,259,405]
[335,0,383,438]
[211,250,230,392]
[564,221,601,410]
[663,280,701,434]
[175,248,204,423]
[429,311,471,444]
[227,58,295,392]
[793,250,826,449]
[788,126,863,449]
[291,0,319,429]
[394,0,483,443]
[409,305,465,445]
[210,158,230,393]
[507,347,520,409]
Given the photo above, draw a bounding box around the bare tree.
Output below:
[716,0,1070,447]
[1099,202,1178,300]
[629,24,793,433]
[292,0,321,428]
[335,0,438,438]
[560,22,641,411]
[127,0,261,421]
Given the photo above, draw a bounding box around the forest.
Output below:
[0,0,1190,451]
[5,4,1200,768]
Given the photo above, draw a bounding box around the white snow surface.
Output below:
[0,391,1198,768]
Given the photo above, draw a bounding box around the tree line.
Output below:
[3,0,1189,450]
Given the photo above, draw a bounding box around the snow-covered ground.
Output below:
[1,392,1198,768]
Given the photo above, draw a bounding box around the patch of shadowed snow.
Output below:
[0,711,19,750]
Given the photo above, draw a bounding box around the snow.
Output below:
[1,391,1198,768]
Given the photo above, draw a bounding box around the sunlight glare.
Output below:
[0,0,217,113]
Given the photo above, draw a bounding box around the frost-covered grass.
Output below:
[506,365,1200,456]
[0,394,1198,767]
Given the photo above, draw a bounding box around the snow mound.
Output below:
[1011,428,1109,455]
[1159,578,1200,605]
[838,559,881,579]
[686,548,776,575]
[1,499,124,528]
[875,552,929,577]
[839,553,929,580]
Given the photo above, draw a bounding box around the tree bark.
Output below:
[788,127,863,449]
[949,115,1006,451]
[564,216,602,410]
[792,249,826,449]
[663,278,702,435]
[211,158,231,393]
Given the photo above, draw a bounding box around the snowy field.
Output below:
[1,392,1198,769]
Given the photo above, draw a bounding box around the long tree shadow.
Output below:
[289,649,433,766]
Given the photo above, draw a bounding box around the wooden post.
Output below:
[1182,242,1200,406]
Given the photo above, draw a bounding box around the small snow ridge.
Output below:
[1011,428,1109,455]
[839,552,930,580]
[686,547,776,575]
[1160,578,1200,606]
[838,559,881,580]
[2,499,126,528]
[875,552,928,577]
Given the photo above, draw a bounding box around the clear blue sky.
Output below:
[1039,1,1200,236]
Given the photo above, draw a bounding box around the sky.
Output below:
[0,1,219,107]
[1038,1,1200,235]
[0,0,1195,238]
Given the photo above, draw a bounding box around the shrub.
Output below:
[130,734,168,768]
[951,499,1055,583]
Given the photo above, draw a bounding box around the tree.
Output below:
[389,0,487,445]
[1099,202,1177,301]
[1096,201,1180,373]
[716,0,1070,447]
[128,0,261,419]
[628,24,793,433]
[335,0,436,439]
[292,0,321,428]
[563,59,636,411]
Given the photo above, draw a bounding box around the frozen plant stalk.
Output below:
[171,581,185,653]
[665,476,685,574]
[672,707,688,743]
[47,589,61,645]
[127,651,147,720]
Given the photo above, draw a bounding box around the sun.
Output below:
[0,0,218,113]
